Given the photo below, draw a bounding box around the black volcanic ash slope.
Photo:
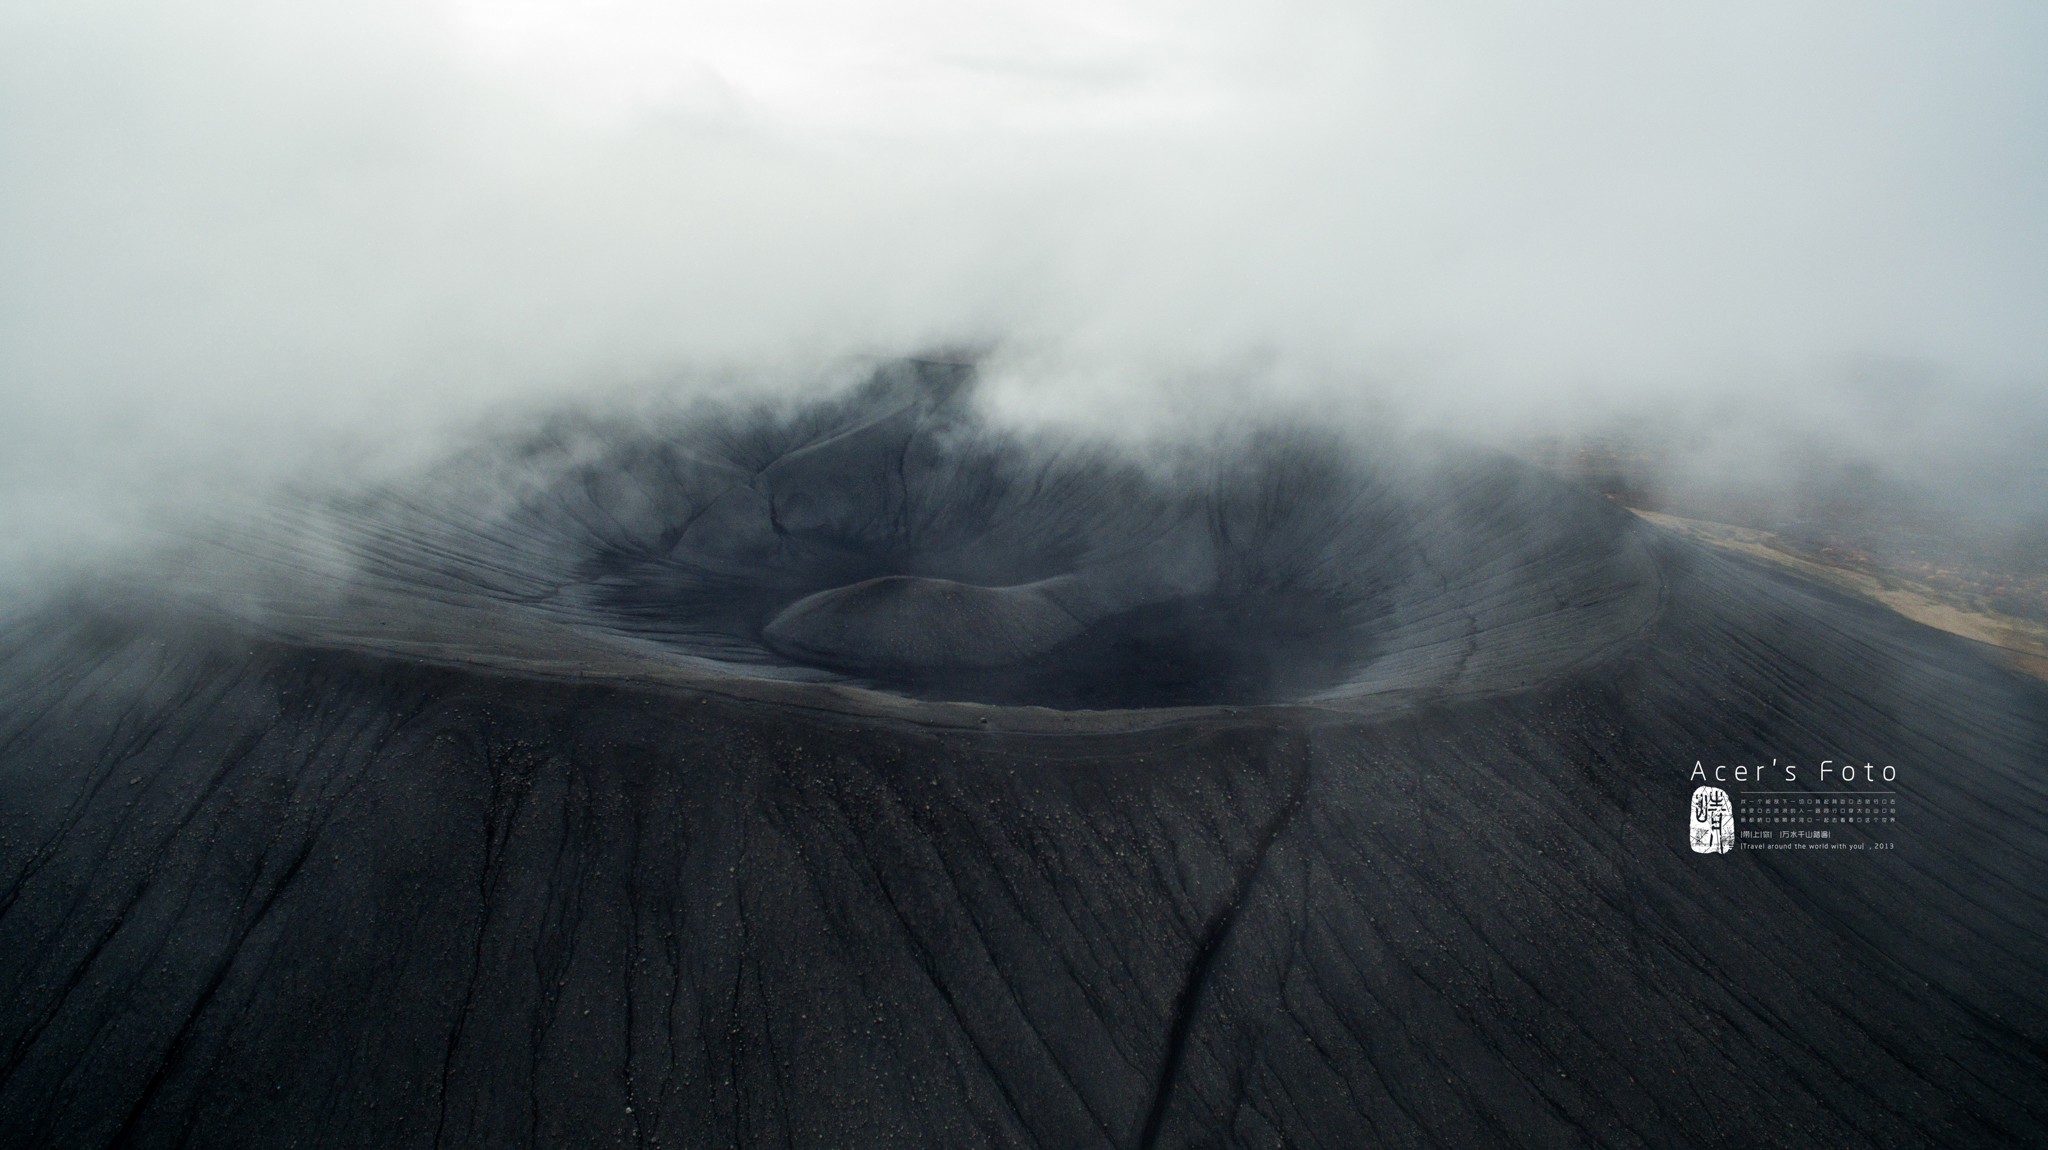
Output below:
[1,361,2045,1149]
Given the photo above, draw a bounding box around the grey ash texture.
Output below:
[1,360,2044,1148]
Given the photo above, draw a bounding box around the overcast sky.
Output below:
[3,0,2046,560]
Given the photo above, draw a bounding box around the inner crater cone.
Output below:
[762,575,1086,673]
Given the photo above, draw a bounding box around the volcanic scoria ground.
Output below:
[2,361,2044,1148]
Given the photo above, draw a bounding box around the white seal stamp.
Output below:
[1690,785,1733,854]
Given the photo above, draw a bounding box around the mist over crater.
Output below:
[5,0,2047,1141]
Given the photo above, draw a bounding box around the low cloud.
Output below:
[3,0,2045,580]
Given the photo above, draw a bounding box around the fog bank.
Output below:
[4,0,2046,575]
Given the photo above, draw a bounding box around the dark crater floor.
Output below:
[1,360,2044,1148]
